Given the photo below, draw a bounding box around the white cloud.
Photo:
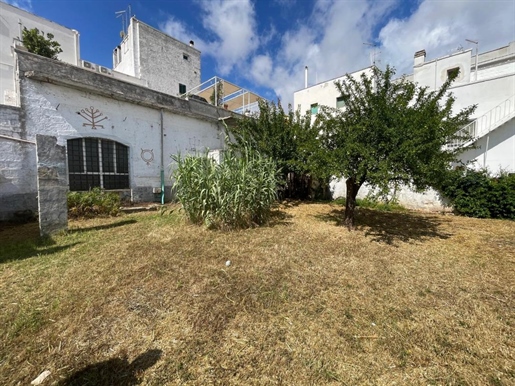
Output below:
[159,16,206,51]
[158,0,515,107]
[2,0,32,12]
[378,0,515,76]
[249,0,394,106]
[199,0,259,75]
[159,0,258,76]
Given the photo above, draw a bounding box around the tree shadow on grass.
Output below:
[67,219,138,234]
[0,219,136,264]
[316,208,453,245]
[267,209,294,227]
[0,222,80,264]
[0,241,82,264]
[58,349,162,386]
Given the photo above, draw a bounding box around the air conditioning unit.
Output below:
[81,60,97,71]
[98,66,113,76]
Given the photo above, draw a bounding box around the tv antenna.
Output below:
[363,42,380,66]
[115,4,132,38]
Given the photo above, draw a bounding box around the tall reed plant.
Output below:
[171,147,279,229]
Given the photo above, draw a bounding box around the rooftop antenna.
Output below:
[363,42,379,66]
[115,5,132,39]
[115,10,126,38]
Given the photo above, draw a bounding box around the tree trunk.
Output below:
[344,177,361,230]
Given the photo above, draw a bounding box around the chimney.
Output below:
[189,40,194,47]
[304,66,308,88]
[414,49,426,66]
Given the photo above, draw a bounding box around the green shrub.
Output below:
[439,169,515,219]
[68,188,121,218]
[171,148,279,229]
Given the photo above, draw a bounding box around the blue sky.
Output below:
[4,0,515,105]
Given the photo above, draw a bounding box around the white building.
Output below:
[294,67,373,116]
[0,7,238,223]
[0,1,80,106]
[112,17,201,97]
[293,41,515,210]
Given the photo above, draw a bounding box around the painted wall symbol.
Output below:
[141,149,154,165]
[77,106,108,129]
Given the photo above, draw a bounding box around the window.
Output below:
[310,103,319,115]
[336,96,345,109]
[447,67,460,80]
[179,83,187,94]
[183,53,189,60]
[67,138,129,191]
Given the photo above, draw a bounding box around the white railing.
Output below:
[448,95,515,148]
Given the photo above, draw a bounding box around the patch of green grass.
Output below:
[332,196,407,212]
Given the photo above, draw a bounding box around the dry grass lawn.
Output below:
[0,202,513,385]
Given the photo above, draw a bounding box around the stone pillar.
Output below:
[36,134,68,236]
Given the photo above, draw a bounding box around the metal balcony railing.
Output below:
[447,95,515,149]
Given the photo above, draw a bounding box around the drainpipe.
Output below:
[160,109,165,205]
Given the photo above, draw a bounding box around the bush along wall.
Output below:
[439,169,515,219]
[68,188,121,218]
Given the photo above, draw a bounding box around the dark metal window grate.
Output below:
[67,138,129,191]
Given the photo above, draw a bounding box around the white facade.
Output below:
[293,41,515,210]
[294,67,373,116]
[0,51,232,221]
[0,1,80,106]
[113,17,201,97]
[20,80,223,198]
[414,43,515,174]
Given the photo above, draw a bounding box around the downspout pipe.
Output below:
[160,109,165,205]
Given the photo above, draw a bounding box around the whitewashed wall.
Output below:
[460,119,515,173]
[0,77,224,218]
[293,67,372,115]
[113,18,201,98]
[413,49,472,90]
[0,105,39,220]
[330,178,448,211]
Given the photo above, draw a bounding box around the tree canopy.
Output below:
[22,27,63,59]
[228,100,322,198]
[316,66,476,228]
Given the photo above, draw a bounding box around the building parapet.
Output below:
[16,49,238,124]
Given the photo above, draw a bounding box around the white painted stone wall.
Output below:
[0,2,79,106]
[0,105,38,220]
[8,77,223,209]
[330,178,448,211]
[113,18,201,97]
